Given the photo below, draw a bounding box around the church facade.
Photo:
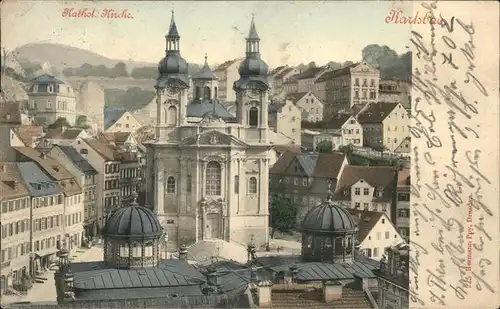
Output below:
[145,13,272,250]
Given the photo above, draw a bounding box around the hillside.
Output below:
[12,43,156,73]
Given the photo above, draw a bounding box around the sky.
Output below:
[2,1,413,67]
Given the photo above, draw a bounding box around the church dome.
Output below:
[238,56,269,77]
[158,54,189,75]
[302,199,357,234]
[102,204,163,239]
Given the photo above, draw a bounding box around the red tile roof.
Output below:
[44,127,84,139]
[270,151,346,180]
[295,66,325,80]
[83,138,121,161]
[301,114,352,130]
[14,125,44,146]
[0,162,30,200]
[285,92,308,104]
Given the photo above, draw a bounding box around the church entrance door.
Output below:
[206,213,220,239]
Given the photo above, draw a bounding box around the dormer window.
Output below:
[377,189,383,197]
[47,84,54,93]
[33,85,38,93]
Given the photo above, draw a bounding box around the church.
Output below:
[144,12,272,250]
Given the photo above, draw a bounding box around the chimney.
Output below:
[61,126,67,133]
[40,152,47,160]
[256,280,273,307]
[178,244,188,261]
[322,280,343,302]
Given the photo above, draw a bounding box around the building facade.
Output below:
[334,165,397,221]
[145,14,272,250]
[348,209,405,261]
[213,58,243,103]
[269,151,348,223]
[378,79,411,110]
[268,66,299,99]
[321,62,380,119]
[49,145,99,237]
[268,100,301,146]
[302,114,363,148]
[105,111,142,133]
[358,102,410,152]
[27,74,77,127]
[286,92,323,123]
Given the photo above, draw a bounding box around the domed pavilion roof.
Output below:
[301,194,357,234]
[102,193,163,240]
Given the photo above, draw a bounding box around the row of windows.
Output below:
[1,219,30,239]
[105,179,120,190]
[398,209,410,217]
[0,242,30,263]
[166,174,259,195]
[105,164,120,174]
[114,122,136,129]
[353,202,388,213]
[194,86,218,100]
[1,197,30,214]
[121,168,139,179]
[33,215,63,232]
[343,128,360,134]
[348,187,383,197]
[104,196,120,208]
[344,138,361,145]
[66,212,83,226]
[67,194,82,205]
[354,90,377,100]
[398,193,410,201]
[387,125,407,131]
[33,195,64,208]
[84,189,97,203]
[84,174,97,186]
[354,78,377,87]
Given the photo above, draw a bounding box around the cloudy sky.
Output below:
[2,1,412,67]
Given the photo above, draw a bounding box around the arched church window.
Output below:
[249,107,259,126]
[204,86,211,100]
[248,177,258,194]
[214,87,218,99]
[195,86,201,99]
[166,176,176,193]
[166,106,177,126]
[205,161,221,196]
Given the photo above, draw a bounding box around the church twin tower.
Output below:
[145,12,272,250]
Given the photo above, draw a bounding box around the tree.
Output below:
[110,62,128,78]
[339,144,354,158]
[47,117,71,130]
[75,115,89,129]
[269,195,298,239]
[307,61,317,68]
[315,140,333,153]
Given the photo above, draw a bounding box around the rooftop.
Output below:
[57,145,97,174]
[285,92,308,104]
[83,138,121,161]
[295,67,325,80]
[16,161,62,197]
[301,114,352,130]
[315,63,360,83]
[357,102,399,124]
[44,127,84,140]
[270,151,347,179]
[13,125,44,146]
[347,209,386,243]
[334,165,397,202]
[0,162,30,201]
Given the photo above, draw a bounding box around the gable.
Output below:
[352,179,375,189]
[361,215,402,245]
[341,116,360,128]
[10,130,26,147]
[180,130,248,148]
[351,61,378,74]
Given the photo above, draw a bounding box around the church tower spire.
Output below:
[165,10,180,53]
[246,14,260,54]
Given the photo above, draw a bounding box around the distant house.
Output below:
[42,127,89,146]
[212,58,244,102]
[301,114,363,148]
[105,111,142,133]
[286,92,323,123]
[348,209,406,261]
[28,74,77,126]
[357,102,410,152]
[301,129,342,152]
[268,66,300,99]
[269,151,349,223]
[11,125,44,147]
[334,165,397,221]
[282,76,299,96]
[268,100,301,146]
[378,79,411,110]
[316,62,380,119]
[295,66,332,98]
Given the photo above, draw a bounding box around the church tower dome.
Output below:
[234,15,270,90]
[157,10,189,88]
